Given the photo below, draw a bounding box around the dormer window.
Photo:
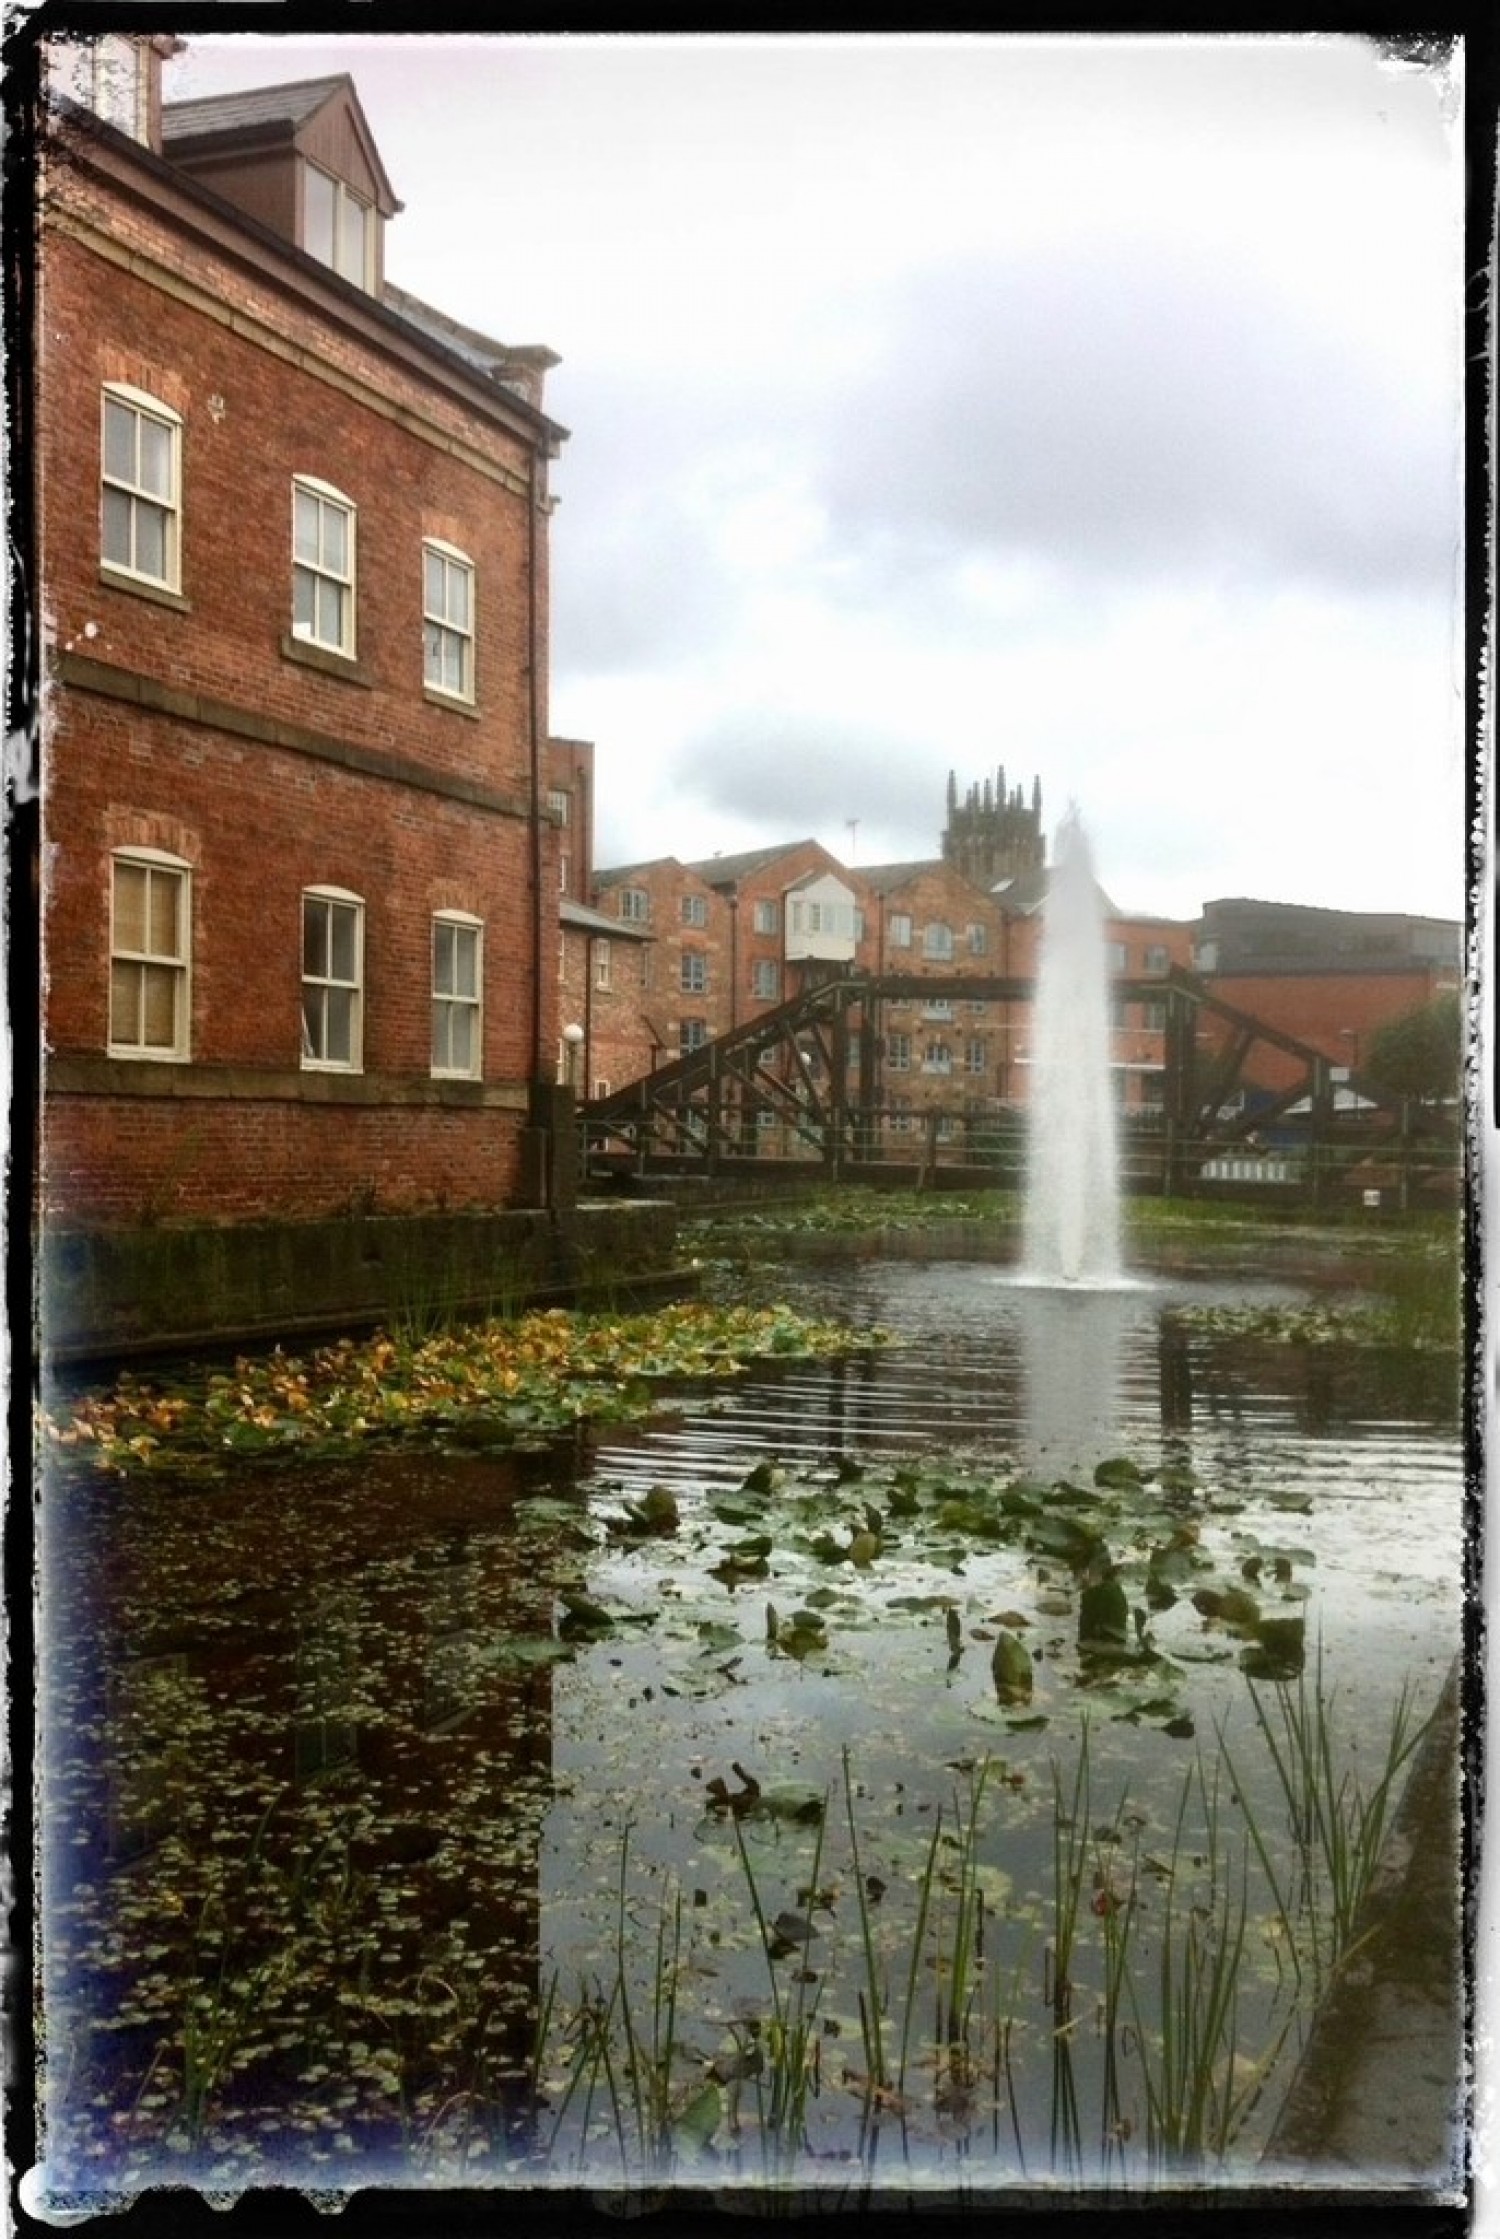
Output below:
[303,161,372,287]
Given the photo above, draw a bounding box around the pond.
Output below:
[37,1255,1464,2208]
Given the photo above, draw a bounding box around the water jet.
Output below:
[1022,808,1125,1287]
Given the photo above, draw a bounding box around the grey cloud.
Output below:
[812,243,1457,597]
[662,710,945,852]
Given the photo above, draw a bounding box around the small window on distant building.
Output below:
[965,1038,987,1075]
[966,922,988,956]
[101,387,181,592]
[302,888,364,1070]
[422,541,474,701]
[1142,999,1167,1032]
[889,913,913,949]
[593,1077,611,1100]
[1106,941,1129,972]
[1144,943,1170,974]
[753,899,779,934]
[682,894,708,927]
[752,959,780,1001]
[432,913,482,1078]
[681,949,708,994]
[619,887,649,924]
[924,922,954,961]
[548,789,571,824]
[594,939,612,991]
[109,850,190,1059]
[679,1018,708,1055]
[292,478,356,655]
[887,1032,911,1072]
[303,161,373,287]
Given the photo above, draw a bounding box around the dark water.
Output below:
[37,1260,1463,2203]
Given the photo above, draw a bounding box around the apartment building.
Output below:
[37,40,568,1240]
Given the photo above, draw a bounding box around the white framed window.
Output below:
[887,1032,911,1072]
[967,922,988,956]
[423,540,475,701]
[293,478,356,655]
[594,939,613,991]
[753,899,778,934]
[301,887,363,1070]
[109,849,190,1059]
[559,854,570,894]
[619,887,649,924]
[303,161,373,287]
[593,1076,612,1100]
[1107,941,1129,973]
[923,1041,953,1074]
[965,1038,987,1075]
[682,894,707,927]
[1144,943,1170,974]
[432,912,482,1078]
[548,789,571,824]
[888,913,912,949]
[752,959,780,1001]
[101,386,181,591]
[924,921,954,961]
[681,949,708,994]
[679,1018,707,1055]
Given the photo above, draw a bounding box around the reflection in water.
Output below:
[1014,1285,1132,1477]
[37,1262,1463,2205]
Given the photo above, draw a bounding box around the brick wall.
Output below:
[37,118,558,1230]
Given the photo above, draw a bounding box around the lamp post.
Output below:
[562,1020,585,1094]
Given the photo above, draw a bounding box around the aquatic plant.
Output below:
[40,1302,893,1482]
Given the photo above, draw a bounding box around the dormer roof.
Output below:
[164,73,402,217]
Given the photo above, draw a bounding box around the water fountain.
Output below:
[1021,806,1124,1286]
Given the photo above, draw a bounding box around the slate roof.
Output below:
[682,840,824,886]
[162,77,350,144]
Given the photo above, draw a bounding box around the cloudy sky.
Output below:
[165,32,1465,923]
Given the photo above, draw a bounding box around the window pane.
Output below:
[453,926,477,998]
[102,486,133,568]
[294,488,320,563]
[448,566,470,629]
[305,165,335,263]
[141,964,177,1047]
[134,501,167,582]
[447,1007,473,1073]
[340,194,368,282]
[113,862,147,951]
[329,904,357,984]
[322,505,348,577]
[146,868,179,957]
[303,900,328,978]
[433,919,455,994]
[424,549,444,614]
[138,415,172,498]
[110,960,138,1042]
[301,989,321,1060]
[325,987,353,1065]
[104,398,135,481]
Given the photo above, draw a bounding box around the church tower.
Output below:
[942,766,1046,889]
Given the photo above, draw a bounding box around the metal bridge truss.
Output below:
[582,966,1431,1181]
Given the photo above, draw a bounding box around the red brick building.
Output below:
[1192,899,1461,1102]
[37,43,569,1236]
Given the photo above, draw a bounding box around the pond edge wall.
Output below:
[37,1201,681,1367]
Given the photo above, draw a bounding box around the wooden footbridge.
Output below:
[582,966,1447,1199]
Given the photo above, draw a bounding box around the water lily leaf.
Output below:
[673,2079,723,2153]
[1094,1457,1145,1489]
[991,1628,1033,1704]
[1079,1575,1129,1648]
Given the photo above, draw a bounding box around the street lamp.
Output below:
[562,1020,585,1093]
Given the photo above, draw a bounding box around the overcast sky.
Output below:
[163,32,1465,923]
